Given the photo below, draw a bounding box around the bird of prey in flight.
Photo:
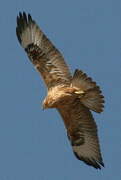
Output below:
[16,12,105,169]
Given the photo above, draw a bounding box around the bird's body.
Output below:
[16,12,105,169]
[43,85,75,109]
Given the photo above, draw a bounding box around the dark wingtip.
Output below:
[16,11,33,28]
[28,13,32,22]
[19,12,22,18]
[74,151,104,170]
[23,12,27,24]
[16,27,21,44]
[16,12,29,44]
[16,12,23,44]
[100,161,105,167]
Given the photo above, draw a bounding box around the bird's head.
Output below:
[42,97,56,109]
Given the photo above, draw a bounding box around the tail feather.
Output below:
[72,69,104,113]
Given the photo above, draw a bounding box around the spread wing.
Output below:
[58,99,104,169]
[16,12,72,89]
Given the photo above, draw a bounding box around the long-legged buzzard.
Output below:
[16,12,105,169]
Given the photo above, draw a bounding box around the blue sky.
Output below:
[0,0,121,179]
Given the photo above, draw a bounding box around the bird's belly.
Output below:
[57,96,76,108]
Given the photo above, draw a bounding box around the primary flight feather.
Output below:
[16,12,105,169]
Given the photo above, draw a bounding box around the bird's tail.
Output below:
[71,69,104,113]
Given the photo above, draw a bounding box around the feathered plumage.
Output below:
[16,12,105,169]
